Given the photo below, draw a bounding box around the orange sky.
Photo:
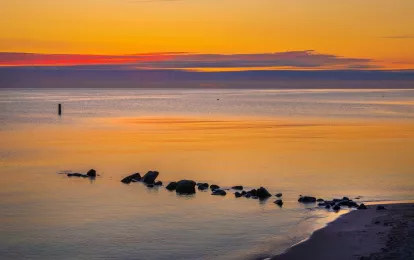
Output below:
[1,0,413,70]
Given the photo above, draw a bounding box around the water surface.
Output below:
[1,88,413,260]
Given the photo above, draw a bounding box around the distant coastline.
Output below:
[1,67,414,89]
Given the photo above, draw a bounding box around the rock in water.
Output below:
[333,205,341,211]
[316,198,324,202]
[274,199,283,206]
[121,173,142,184]
[275,193,283,198]
[376,205,386,210]
[130,173,142,181]
[257,187,272,199]
[86,169,97,177]
[67,173,82,177]
[146,184,154,188]
[298,196,317,203]
[358,203,367,210]
[247,189,258,197]
[232,186,243,190]
[210,185,220,191]
[197,183,209,190]
[212,189,226,196]
[154,181,163,186]
[166,182,177,191]
[235,192,242,198]
[142,171,159,184]
[336,200,357,207]
[347,201,359,208]
[176,180,196,195]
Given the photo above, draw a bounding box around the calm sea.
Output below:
[1,88,414,260]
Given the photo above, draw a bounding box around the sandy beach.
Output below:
[271,203,414,260]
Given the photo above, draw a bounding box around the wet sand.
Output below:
[271,203,414,260]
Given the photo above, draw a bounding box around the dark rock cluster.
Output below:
[314,196,366,211]
[62,170,374,213]
[119,172,283,205]
[116,172,374,212]
[121,171,162,187]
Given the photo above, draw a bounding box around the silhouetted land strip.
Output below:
[3,67,414,89]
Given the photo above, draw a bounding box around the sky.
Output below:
[0,0,414,71]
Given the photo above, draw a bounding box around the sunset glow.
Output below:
[1,0,414,70]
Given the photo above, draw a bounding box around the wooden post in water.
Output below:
[58,104,62,116]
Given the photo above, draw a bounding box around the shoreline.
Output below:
[270,203,414,260]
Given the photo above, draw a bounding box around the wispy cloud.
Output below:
[0,51,377,70]
[380,35,414,39]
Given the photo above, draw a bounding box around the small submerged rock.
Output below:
[121,173,142,184]
[333,205,341,211]
[231,186,243,190]
[274,199,283,206]
[275,193,283,198]
[154,181,163,186]
[376,205,386,211]
[316,198,324,202]
[166,182,177,191]
[358,203,368,210]
[212,189,227,196]
[197,183,209,191]
[210,185,220,191]
[67,169,96,178]
[298,196,317,203]
[336,200,358,208]
[67,173,83,177]
[197,183,209,188]
[146,184,155,188]
[235,192,242,198]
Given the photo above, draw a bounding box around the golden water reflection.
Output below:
[1,116,413,198]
